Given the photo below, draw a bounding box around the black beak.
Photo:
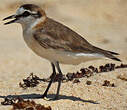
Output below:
[3,15,17,25]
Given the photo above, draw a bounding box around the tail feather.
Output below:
[93,46,121,62]
[104,53,121,62]
[107,51,119,55]
[111,57,121,62]
[105,51,121,62]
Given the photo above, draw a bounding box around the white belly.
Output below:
[23,33,104,65]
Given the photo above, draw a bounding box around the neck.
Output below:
[32,16,47,30]
[21,16,47,31]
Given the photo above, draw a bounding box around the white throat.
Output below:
[21,16,46,31]
[31,16,46,29]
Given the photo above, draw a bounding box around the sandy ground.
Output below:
[0,0,127,110]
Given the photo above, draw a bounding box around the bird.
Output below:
[3,4,121,99]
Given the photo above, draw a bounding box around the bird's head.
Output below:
[3,4,46,28]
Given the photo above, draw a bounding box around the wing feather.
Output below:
[33,17,94,53]
[33,17,121,62]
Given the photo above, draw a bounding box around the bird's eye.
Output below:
[22,11,31,17]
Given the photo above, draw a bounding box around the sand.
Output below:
[0,0,127,110]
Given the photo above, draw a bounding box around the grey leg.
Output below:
[54,61,63,99]
[42,62,56,98]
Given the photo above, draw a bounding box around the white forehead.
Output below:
[16,7,37,15]
[16,7,26,14]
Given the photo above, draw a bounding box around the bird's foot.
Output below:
[42,93,47,98]
[42,94,50,100]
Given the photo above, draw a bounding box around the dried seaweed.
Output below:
[99,63,115,72]
[1,97,52,110]
[86,80,92,85]
[19,63,127,87]
[117,74,127,81]
[19,73,41,89]
[115,63,127,69]
[1,97,16,105]
[11,98,51,110]
[63,63,127,82]
[73,79,80,83]
[102,80,115,87]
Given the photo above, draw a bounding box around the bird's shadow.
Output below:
[0,93,99,104]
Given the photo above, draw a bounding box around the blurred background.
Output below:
[0,0,127,75]
[0,1,127,110]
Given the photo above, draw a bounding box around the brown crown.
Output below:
[20,4,46,17]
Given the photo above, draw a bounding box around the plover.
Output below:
[3,4,121,99]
